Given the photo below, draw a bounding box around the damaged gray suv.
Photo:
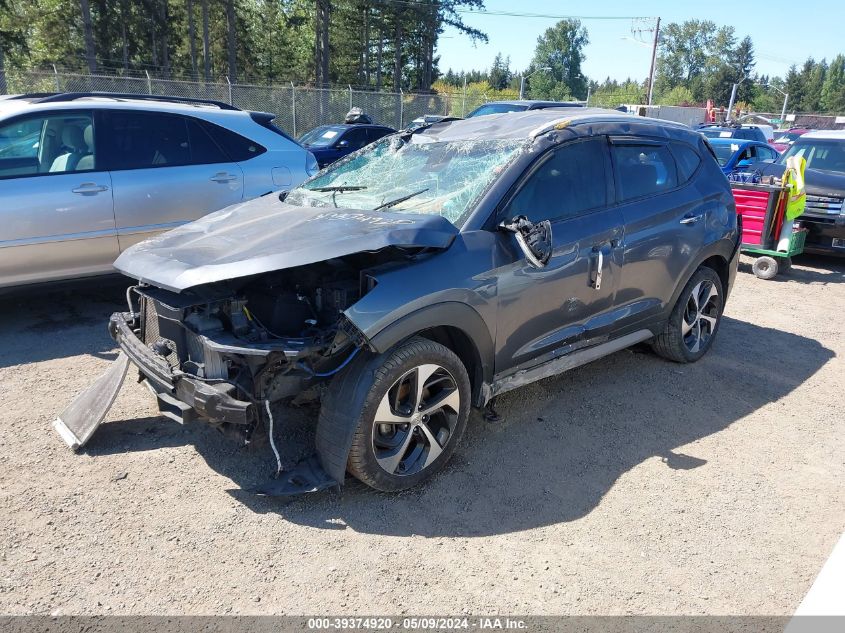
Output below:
[57,109,740,496]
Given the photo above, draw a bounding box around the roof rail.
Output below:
[32,92,240,111]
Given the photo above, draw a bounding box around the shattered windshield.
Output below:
[285,136,526,227]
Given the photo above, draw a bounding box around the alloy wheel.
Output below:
[682,280,720,354]
[372,363,461,477]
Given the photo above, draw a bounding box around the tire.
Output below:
[752,256,779,280]
[779,257,792,274]
[318,337,471,492]
[652,266,724,363]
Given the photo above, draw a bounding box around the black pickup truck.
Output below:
[755,131,845,256]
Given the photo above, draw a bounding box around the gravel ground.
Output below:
[1,256,843,616]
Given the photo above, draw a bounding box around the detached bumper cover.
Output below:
[108,312,255,425]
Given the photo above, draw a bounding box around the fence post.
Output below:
[291,82,297,138]
[52,65,60,92]
[349,85,353,111]
[461,76,467,117]
[226,76,232,105]
[399,89,404,129]
[145,70,152,94]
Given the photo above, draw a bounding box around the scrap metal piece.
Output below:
[53,352,130,451]
[253,454,339,497]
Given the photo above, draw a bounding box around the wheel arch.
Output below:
[364,302,495,407]
[666,240,733,316]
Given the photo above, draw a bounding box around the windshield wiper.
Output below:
[374,188,430,211]
[309,185,368,192]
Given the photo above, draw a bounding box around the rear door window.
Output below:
[101,111,191,170]
[612,143,679,202]
[202,120,266,162]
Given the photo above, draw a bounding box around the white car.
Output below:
[0,92,318,288]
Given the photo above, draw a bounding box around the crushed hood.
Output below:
[113,195,458,292]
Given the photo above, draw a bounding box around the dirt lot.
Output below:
[1,255,843,616]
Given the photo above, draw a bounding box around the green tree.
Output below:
[821,54,845,113]
[489,53,511,91]
[801,58,827,112]
[783,65,804,114]
[655,20,746,103]
[526,19,589,100]
[659,85,696,106]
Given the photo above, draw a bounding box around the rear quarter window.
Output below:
[670,143,702,182]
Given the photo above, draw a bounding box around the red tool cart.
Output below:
[732,181,807,279]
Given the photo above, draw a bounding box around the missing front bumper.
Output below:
[109,311,256,426]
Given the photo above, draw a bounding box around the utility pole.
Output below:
[647,17,660,105]
[726,82,740,123]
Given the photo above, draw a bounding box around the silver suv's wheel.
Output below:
[653,266,724,363]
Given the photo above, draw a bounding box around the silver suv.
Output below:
[0,93,318,288]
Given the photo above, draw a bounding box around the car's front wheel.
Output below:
[652,266,724,363]
[319,337,471,492]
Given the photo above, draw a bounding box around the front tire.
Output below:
[652,266,724,363]
[319,337,471,492]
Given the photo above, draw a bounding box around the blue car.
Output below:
[298,123,396,168]
[707,137,780,175]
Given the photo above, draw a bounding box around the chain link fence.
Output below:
[4,70,490,137]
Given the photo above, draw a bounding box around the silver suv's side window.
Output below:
[0,111,95,179]
[100,111,234,171]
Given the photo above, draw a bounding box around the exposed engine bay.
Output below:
[125,250,409,437]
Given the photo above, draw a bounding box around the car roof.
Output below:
[707,138,756,147]
[478,99,584,108]
[801,130,845,140]
[416,108,693,143]
[310,123,393,130]
[0,93,250,119]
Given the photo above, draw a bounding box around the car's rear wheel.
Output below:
[320,337,471,492]
[652,266,724,363]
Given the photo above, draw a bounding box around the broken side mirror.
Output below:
[499,215,553,268]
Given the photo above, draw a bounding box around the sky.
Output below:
[436,0,844,83]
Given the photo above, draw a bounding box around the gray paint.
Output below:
[113,196,458,292]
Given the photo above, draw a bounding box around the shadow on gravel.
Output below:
[0,278,126,369]
[222,316,834,536]
[77,315,834,537]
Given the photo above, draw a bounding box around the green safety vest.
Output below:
[783,156,806,221]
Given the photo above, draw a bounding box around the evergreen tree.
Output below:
[821,54,845,113]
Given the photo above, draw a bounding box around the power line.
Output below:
[373,0,655,20]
